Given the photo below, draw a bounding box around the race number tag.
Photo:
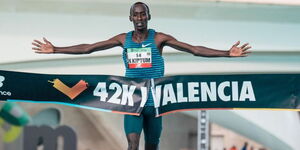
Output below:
[127,48,152,68]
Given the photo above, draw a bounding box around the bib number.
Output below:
[127,48,152,68]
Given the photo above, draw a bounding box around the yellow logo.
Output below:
[48,79,88,100]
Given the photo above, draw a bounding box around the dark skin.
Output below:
[32,4,251,57]
[32,3,251,150]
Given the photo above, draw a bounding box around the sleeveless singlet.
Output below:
[122,29,164,105]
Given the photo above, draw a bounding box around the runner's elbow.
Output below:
[191,49,202,56]
[83,46,94,54]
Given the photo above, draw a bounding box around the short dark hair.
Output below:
[130,2,150,15]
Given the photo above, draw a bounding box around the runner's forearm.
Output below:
[53,44,92,54]
[193,46,230,57]
[53,40,122,54]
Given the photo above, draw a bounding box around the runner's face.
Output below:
[130,4,149,30]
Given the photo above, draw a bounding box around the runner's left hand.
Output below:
[229,41,252,57]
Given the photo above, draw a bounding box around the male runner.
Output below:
[32,2,251,150]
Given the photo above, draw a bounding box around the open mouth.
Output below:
[136,22,143,27]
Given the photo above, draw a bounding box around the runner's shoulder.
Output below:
[155,32,175,42]
[155,32,170,37]
[110,33,126,44]
[113,33,126,40]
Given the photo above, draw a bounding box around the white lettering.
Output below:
[94,82,138,105]
[218,81,231,101]
[0,91,11,96]
[0,75,12,96]
[158,81,256,106]
[152,85,162,108]
[0,76,5,88]
[188,82,199,102]
[232,81,239,101]
[239,81,256,101]
[93,82,108,101]
[121,85,136,106]
[107,83,122,104]
[177,83,187,103]
[162,84,177,106]
[201,82,217,101]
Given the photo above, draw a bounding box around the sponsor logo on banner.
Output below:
[48,79,88,100]
[0,75,12,96]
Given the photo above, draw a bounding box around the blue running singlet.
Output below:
[122,29,164,106]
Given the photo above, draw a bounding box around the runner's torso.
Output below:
[122,29,165,106]
[122,29,165,79]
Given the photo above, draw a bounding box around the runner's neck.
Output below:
[132,29,149,43]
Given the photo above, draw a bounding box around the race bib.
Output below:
[127,48,152,68]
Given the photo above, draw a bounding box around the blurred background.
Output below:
[0,0,300,150]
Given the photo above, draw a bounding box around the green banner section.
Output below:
[0,70,149,115]
[153,74,300,115]
[0,70,299,116]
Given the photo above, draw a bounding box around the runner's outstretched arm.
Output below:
[32,33,125,54]
[159,33,251,57]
